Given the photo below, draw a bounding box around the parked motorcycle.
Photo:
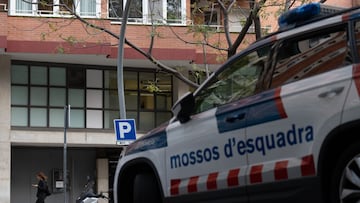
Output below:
[76,177,109,203]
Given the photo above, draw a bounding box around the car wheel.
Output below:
[330,142,360,203]
[133,173,161,203]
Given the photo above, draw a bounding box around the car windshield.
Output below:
[193,45,271,114]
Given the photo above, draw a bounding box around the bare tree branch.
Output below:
[228,0,267,57]
[167,26,228,51]
[251,0,262,40]
[217,0,237,48]
[21,0,199,88]
[123,38,199,87]
[21,0,302,88]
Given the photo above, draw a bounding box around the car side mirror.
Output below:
[171,92,194,124]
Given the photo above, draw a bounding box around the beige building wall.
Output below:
[0,55,11,203]
[323,0,352,7]
[97,159,109,203]
[0,54,128,203]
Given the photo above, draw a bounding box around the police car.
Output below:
[114,3,360,203]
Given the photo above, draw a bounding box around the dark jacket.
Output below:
[36,180,48,200]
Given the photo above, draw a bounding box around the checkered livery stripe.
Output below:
[170,155,315,196]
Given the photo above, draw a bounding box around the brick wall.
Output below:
[5,15,253,56]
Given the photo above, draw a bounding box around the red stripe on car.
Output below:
[188,176,199,193]
[227,168,241,187]
[207,172,218,190]
[170,179,181,195]
[301,155,316,176]
[274,160,289,180]
[250,165,263,184]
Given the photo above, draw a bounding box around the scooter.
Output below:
[76,177,109,203]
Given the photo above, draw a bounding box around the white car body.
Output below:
[114,4,360,203]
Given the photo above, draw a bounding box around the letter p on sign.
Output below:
[114,119,136,145]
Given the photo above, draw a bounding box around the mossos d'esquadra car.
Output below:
[114,3,360,203]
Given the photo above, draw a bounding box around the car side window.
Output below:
[270,24,350,88]
[193,45,272,114]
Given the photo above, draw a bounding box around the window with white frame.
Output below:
[9,0,100,17]
[108,0,186,25]
[228,8,250,33]
[204,6,220,30]
[166,0,183,24]
[190,1,221,31]
[37,0,53,14]
[109,0,123,18]
[147,0,163,23]
[129,0,143,22]
[14,0,32,14]
[78,0,100,17]
[191,1,255,33]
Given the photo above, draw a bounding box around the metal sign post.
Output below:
[63,105,70,203]
[117,0,133,120]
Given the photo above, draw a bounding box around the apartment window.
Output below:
[109,0,123,18]
[10,0,100,17]
[167,0,182,24]
[191,1,254,33]
[131,0,143,19]
[79,0,99,17]
[38,0,53,14]
[108,0,142,20]
[108,0,186,24]
[15,0,32,14]
[11,63,173,132]
[228,8,250,33]
[204,10,218,26]
[59,0,74,13]
[148,0,162,23]
[191,1,222,31]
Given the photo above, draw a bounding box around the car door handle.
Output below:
[225,113,245,123]
[318,87,344,98]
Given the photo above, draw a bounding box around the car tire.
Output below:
[330,142,360,203]
[133,173,161,203]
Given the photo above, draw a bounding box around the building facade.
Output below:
[0,0,246,202]
[0,0,353,202]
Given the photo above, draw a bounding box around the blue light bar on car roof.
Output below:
[278,3,321,30]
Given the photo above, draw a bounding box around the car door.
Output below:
[165,43,273,202]
[245,23,353,201]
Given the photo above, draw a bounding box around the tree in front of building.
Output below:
[18,0,315,87]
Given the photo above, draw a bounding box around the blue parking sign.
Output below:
[114,119,136,145]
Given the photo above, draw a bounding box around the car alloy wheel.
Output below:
[338,154,360,203]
